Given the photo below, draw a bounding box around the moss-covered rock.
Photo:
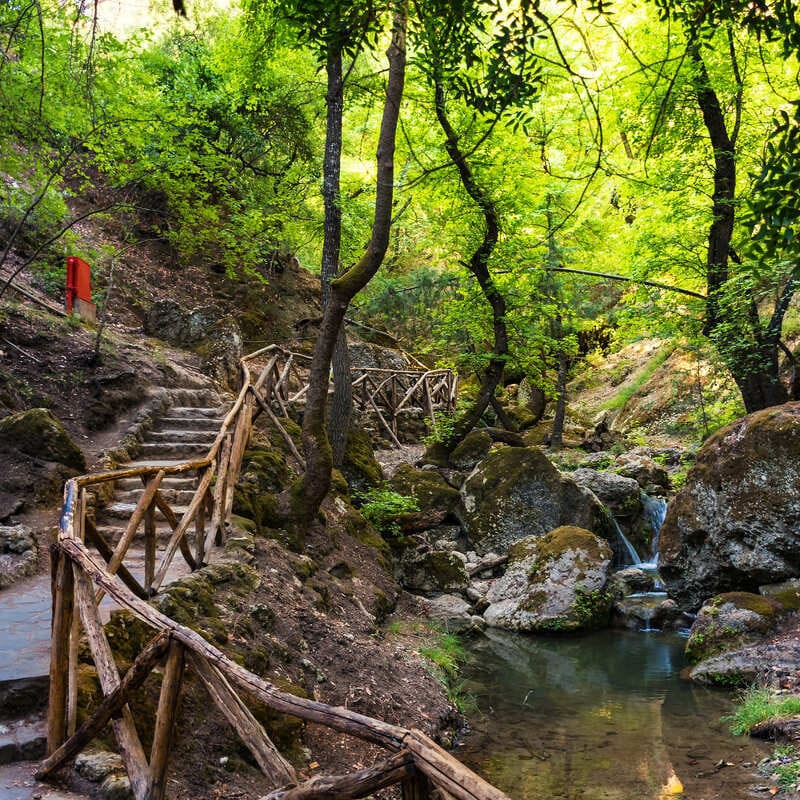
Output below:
[685,591,785,663]
[396,549,469,594]
[232,443,290,535]
[0,408,85,471]
[450,430,492,471]
[389,463,460,517]
[505,405,540,431]
[484,526,613,633]
[342,428,384,494]
[459,447,614,556]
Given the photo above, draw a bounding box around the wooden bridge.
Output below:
[40,346,507,800]
[253,345,457,448]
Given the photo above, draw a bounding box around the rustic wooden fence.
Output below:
[249,345,457,448]
[41,346,504,800]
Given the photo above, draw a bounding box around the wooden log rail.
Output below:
[48,344,479,800]
[42,538,510,800]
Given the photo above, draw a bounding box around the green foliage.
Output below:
[726,687,800,736]
[419,631,474,712]
[767,745,800,792]
[600,347,673,411]
[356,485,419,536]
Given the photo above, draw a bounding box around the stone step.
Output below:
[113,488,197,506]
[114,475,197,491]
[137,442,211,459]
[165,388,224,407]
[0,575,51,689]
[166,406,228,419]
[0,677,48,723]
[146,430,217,444]
[0,715,46,766]
[154,416,223,431]
[0,760,91,799]
[94,524,194,545]
[100,502,191,521]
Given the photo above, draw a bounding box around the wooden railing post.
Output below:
[47,546,74,754]
[149,640,185,800]
[402,772,433,800]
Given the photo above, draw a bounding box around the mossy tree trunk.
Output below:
[691,41,790,413]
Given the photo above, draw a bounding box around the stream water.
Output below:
[459,628,771,800]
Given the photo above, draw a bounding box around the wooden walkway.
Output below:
[40,347,506,800]
[253,346,457,448]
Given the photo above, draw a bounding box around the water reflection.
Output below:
[459,629,769,800]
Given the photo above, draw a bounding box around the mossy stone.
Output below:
[685,591,784,663]
[0,408,85,471]
[342,428,384,494]
[389,463,460,516]
[450,430,492,471]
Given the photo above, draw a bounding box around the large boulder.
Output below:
[144,299,217,346]
[483,526,613,633]
[614,449,670,492]
[685,592,784,663]
[389,464,460,518]
[0,408,85,471]
[458,447,613,556]
[660,403,800,610]
[571,468,642,518]
[396,549,469,594]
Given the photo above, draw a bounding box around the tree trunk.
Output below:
[290,4,407,531]
[431,79,507,455]
[550,349,568,448]
[320,46,352,467]
[691,42,789,412]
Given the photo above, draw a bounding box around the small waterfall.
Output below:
[640,493,668,567]
[609,515,643,566]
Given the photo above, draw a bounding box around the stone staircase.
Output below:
[92,386,230,561]
[0,383,231,796]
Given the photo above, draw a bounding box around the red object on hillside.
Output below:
[65,256,92,314]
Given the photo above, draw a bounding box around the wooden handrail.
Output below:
[44,538,510,800]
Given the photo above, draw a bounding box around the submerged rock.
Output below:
[660,403,800,610]
[458,447,613,556]
[685,592,784,663]
[483,526,613,633]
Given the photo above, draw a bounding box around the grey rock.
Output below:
[424,593,485,634]
[571,468,642,518]
[397,549,469,594]
[0,524,34,555]
[689,640,800,689]
[100,773,134,800]
[660,403,800,610]
[614,449,670,492]
[458,447,614,556]
[483,526,612,633]
[75,749,124,782]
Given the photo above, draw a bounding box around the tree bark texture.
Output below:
[320,46,353,467]
[691,42,789,412]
